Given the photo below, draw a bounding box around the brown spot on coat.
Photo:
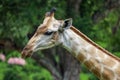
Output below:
[91,66,101,79]
[76,53,86,62]
[102,67,114,80]
[102,57,116,68]
[84,58,98,69]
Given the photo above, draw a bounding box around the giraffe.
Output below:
[21,8,120,80]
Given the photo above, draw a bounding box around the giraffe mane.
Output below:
[70,26,120,61]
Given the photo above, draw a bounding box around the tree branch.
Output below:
[32,53,62,80]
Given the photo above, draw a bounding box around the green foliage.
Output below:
[0,52,52,80]
[80,72,90,80]
[113,52,120,58]
[0,0,66,80]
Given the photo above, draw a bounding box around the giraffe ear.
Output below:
[63,18,72,29]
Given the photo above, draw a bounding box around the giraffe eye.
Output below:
[44,31,53,35]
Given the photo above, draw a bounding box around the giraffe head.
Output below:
[21,8,72,58]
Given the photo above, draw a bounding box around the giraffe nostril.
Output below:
[21,50,33,58]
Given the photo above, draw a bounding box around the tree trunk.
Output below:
[58,47,80,80]
[32,47,80,80]
[66,0,82,17]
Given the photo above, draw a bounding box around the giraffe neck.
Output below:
[61,26,120,80]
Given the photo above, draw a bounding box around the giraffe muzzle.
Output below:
[21,45,34,58]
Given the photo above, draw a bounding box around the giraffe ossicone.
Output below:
[21,8,120,80]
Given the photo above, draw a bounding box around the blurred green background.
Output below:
[0,0,120,80]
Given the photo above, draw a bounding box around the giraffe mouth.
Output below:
[33,40,59,52]
[34,44,55,51]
